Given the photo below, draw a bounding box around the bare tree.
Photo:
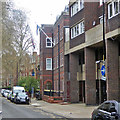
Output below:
[2,1,33,87]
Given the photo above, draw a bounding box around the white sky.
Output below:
[13,0,69,54]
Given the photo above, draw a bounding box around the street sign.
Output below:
[101,76,106,81]
[32,72,35,76]
[101,65,105,76]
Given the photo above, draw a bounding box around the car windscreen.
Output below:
[18,93,27,97]
[13,90,22,93]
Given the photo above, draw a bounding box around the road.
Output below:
[1,97,63,119]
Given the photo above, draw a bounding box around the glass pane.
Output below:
[47,43,51,47]
[114,1,118,14]
[110,4,113,17]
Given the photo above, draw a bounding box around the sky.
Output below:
[13,0,69,54]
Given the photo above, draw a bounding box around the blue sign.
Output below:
[101,65,105,76]
[32,72,35,76]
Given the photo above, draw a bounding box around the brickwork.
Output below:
[69,53,79,103]
[106,39,120,101]
[85,48,96,105]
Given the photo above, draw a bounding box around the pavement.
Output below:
[30,98,98,119]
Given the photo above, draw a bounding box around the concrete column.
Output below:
[85,47,96,105]
[69,53,79,103]
[106,39,119,101]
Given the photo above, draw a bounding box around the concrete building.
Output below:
[66,0,120,105]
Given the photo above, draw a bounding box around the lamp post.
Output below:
[103,0,106,61]
[98,0,106,104]
[58,25,60,97]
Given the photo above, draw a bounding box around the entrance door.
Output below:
[79,81,85,103]
[67,81,70,102]
[96,80,107,104]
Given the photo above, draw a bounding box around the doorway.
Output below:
[79,81,85,103]
[96,80,107,104]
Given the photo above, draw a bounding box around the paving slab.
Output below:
[30,98,98,118]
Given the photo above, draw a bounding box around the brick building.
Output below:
[39,0,120,105]
[39,24,54,97]
[53,9,69,100]
[66,0,120,105]
[39,7,69,101]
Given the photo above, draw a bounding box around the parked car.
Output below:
[1,89,5,96]
[3,90,10,97]
[10,90,24,102]
[91,100,120,120]
[14,92,30,104]
[7,91,12,100]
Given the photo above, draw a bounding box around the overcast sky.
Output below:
[13,0,69,53]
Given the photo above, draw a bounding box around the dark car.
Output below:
[91,100,120,120]
[14,92,30,104]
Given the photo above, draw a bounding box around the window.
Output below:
[57,56,58,68]
[65,28,70,42]
[100,0,103,6]
[108,0,120,19]
[71,0,84,17]
[60,52,64,67]
[71,21,84,39]
[46,58,52,70]
[46,37,52,47]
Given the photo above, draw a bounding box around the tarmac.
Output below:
[30,98,98,119]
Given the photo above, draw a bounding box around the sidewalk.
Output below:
[30,98,98,118]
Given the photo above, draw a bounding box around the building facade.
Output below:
[66,0,120,105]
[53,10,69,100]
[39,24,54,97]
[39,0,120,105]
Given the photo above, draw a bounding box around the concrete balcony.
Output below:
[85,24,104,47]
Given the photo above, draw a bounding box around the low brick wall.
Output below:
[43,95,63,103]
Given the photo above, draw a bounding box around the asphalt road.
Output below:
[2,97,62,119]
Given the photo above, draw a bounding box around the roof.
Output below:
[69,0,76,6]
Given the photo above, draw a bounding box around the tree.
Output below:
[2,1,34,86]
[18,76,40,94]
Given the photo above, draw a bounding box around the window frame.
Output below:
[46,37,52,48]
[46,58,52,70]
[71,21,84,39]
[108,0,120,19]
[71,0,84,17]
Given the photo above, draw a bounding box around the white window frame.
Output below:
[100,0,103,6]
[46,37,52,48]
[71,21,84,39]
[108,0,120,19]
[65,28,70,42]
[71,0,84,17]
[46,58,52,70]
